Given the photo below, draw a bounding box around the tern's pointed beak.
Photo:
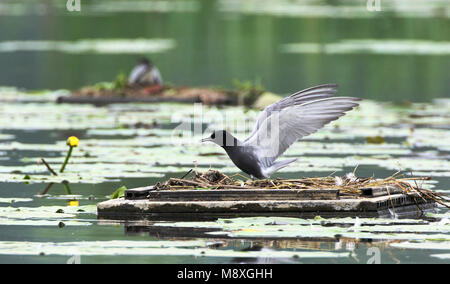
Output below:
[200,137,213,143]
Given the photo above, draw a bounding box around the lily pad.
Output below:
[219,0,449,19]
[0,240,349,258]
[281,40,450,55]
[0,39,176,54]
[390,241,450,250]
[154,216,450,241]
[0,198,33,204]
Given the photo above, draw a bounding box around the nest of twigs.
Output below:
[153,169,449,207]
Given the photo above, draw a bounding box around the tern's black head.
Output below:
[201,130,239,148]
[138,58,153,67]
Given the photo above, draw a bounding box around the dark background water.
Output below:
[0,0,448,101]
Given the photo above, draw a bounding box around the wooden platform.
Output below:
[97,185,437,220]
[57,86,237,106]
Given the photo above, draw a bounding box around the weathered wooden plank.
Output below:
[98,199,368,218]
[360,185,404,197]
[124,184,407,201]
[145,188,339,201]
[125,186,154,200]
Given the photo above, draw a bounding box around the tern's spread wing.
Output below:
[244,96,360,167]
[244,84,338,143]
[151,67,163,84]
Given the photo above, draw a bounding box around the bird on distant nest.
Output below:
[128,58,163,87]
[201,84,360,179]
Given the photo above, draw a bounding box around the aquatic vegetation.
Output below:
[407,128,450,152]
[59,136,80,173]
[110,186,127,199]
[390,241,450,250]
[281,40,450,55]
[0,38,176,54]
[87,0,201,14]
[149,217,450,241]
[0,219,91,226]
[0,172,160,184]
[232,79,266,106]
[0,198,33,204]
[0,0,199,16]
[0,94,448,186]
[0,240,349,259]
[219,0,450,19]
[153,215,450,241]
[0,204,96,226]
[0,204,97,216]
[0,88,448,262]
[0,134,14,141]
[0,88,69,103]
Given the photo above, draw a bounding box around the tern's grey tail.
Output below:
[266,158,298,176]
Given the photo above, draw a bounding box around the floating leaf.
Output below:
[110,186,127,199]
[0,198,33,204]
[366,136,385,144]
[0,39,176,54]
[0,240,349,258]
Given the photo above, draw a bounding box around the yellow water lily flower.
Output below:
[60,136,78,173]
[66,136,79,147]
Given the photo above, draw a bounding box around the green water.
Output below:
[0,0,449,264]
[0,0,449,101]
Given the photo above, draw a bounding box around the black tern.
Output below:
[128,58,163,86]
[201,84,360,179]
